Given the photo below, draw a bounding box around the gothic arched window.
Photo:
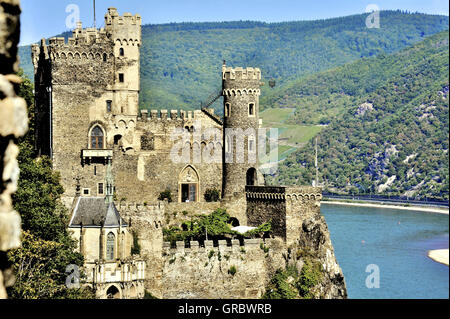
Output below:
[91,126,104,149]
[106,232,115,261]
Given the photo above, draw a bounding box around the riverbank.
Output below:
[321,200,449,214]
[428,249,449,266]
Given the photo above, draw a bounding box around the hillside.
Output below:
[19,10,448,113]
[267,31,449,200]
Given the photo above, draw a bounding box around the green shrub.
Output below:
[296,260,323,299]
[204,188,221,202]
[158,189,173,202]
[228,265,237,276]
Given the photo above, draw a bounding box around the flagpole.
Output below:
[93,0,96,28]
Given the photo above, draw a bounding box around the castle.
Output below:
[31,8,346,299]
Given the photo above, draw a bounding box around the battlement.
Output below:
[105,7,141,27]
[245,185,322,201]
[117,201,164,213]
[139,109,204,122]
[163,238,265,253]
[222,66,262,81]
[105,7,141,44]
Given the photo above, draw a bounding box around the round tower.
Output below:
[222,62,262,199]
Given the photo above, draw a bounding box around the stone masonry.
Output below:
[32,8,347,299]
[0,0,27,299]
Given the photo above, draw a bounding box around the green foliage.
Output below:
[296,260,323,299]
[7,71,93,299]
[263,261,323,299]
[244,221,272,238]
[208,250,215,259]
[19,12,449,115]
[263,267,299,299]
[228,265,237,276]
[144,290,159,299]
[269,31,449,200]
[162,208,272,243]
[158,189,173,202]
[204,188,221,202]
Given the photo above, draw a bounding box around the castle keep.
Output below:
[32,8,346,299]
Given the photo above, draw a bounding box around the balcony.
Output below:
[82,149,113,165]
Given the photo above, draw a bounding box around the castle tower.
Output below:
[222,62,262,199]
[31,8,141,205]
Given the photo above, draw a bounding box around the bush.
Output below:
[204,188,221,202]
[158,189,173,202]
[228,265,237,276]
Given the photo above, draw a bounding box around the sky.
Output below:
[20,0,449,45]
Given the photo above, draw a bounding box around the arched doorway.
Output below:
[229,217,240,227]
[106,285,121,299]
[246,168,257,186]
[179,165,199,203]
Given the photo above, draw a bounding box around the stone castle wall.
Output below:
[0,0,27,299]
[161,238,285,299]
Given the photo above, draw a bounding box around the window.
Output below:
[119,73,124,83]
[248,103,255,116]
[98,183,104,195]
[119,48,124,56]
[94,166,97,176]
[103,53,107,62]
[82,188,90,196]
[225,103,231,117]
[91,126,104,149]
[106,233,115,261]
[249,138,255,152]
[106,100,112,113]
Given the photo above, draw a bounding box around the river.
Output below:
[321,204,449,299]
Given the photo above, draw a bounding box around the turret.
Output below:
[222,62,262,198]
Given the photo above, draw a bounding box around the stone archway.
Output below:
[178,165,200,203]
[106,285,121,299]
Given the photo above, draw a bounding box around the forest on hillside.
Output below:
[268,31,449,200]
[19,10,449,113]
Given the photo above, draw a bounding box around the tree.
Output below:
[7,70,94,299]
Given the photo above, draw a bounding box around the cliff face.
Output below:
[293,205,347,298]
[121,200,347,299]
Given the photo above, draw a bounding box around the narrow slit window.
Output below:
[119,73,124,83]
[249,103,255,116]
[106,100,112,113]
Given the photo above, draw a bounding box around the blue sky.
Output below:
[20,0,449,45]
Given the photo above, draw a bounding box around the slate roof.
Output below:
[69,197,128,228]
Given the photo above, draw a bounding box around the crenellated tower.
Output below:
[222,62,262,199]
[31,8,141,205]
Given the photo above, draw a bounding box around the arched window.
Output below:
[103,53,107,62]
[91,126,104,149]
[119,48,124,56]
[106,232,115,261]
